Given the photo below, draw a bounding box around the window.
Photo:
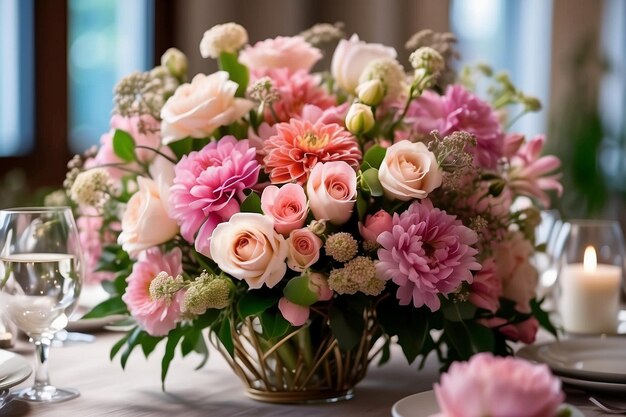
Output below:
[68,0,154,153]
[450,0,553,137]
[0,0,34,156]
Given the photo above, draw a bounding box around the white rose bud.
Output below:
[161,47,188,80]
[345,103,375,135]
[356,79,385,106]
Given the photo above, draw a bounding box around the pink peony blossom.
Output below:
[261,183,308,235]
[468,258,501,313]
[359,209,393,243]
[258,68,336,124]
[77,210,117,285]
[240,36,322,73]
[405,85,504,170]
[376,200,480,311]
[263,118,361,185]
[94,115,162,180]
[169,136,260,257]
[430,353,564,417]
[122,247,184,336]
[507,135,562,207]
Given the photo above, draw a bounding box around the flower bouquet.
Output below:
[62,22,562,403]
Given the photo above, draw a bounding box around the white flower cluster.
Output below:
[199,22,248,59]
[69,168,110,207]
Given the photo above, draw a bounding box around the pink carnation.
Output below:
[240,36,322,73]
[94,115,162,180]
[430,353,564,417]
[376,200,480,311]
[259,68,335,124]
[169,136,260,257]
[468,258,501,313]
[507,135,562,207]
[122,247,184,336]
[263,119,361,185]
[406,85,504,170]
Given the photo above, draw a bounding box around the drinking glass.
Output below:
[0,207,83,402]
[557,220,625,334]
[533,210,564,299]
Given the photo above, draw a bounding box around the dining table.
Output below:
[0,327,613,417]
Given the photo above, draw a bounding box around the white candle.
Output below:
[560,246,622,334]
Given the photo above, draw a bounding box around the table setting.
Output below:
[0,21,624,417]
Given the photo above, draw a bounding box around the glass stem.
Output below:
[32,337,51,388]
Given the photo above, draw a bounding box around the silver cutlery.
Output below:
[590,396,626,414]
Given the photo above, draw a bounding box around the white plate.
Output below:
[517,337,626,383]
[0,350,31,390]
[560,375,626,394]
[392,390,584,417]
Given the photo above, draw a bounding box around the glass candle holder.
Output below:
[557,220,625,334]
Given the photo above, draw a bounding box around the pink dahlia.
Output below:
[405,85,504,170]
[122,247,184,336]
[239,36,322,73]
[507,135,562,207]
[169,136,260,257]
[263,118,361,184]
[259,68,336,124]
[376,200,480,311]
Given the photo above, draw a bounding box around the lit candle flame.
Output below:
[583,246,597,273]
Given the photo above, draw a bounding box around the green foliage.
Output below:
[81,297,128,320]
[329,297,366,351]
[360,145,386,171]
[240,191,263,214]
[218,51,249,97]
[112,129,136,162]
[260,309,291,340]
[237,290,278,319]
[377,297,430,364]
[361,168,383,197]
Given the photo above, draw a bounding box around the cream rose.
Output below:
[331,34,397,93]
[378,140,443,201]
[160,71,253,144]
[306,161,357,225]
[210,213,288,289]
[118,176,179,256]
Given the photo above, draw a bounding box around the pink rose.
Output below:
[331,34,397,93]
[468,258,501,313]
[500,317,539,344]
[287,228,323,272]
[306,161,357,225]
[160,72,253,144]
[278,297,310,326]
[240,36,322,73]
[430,353,564,417]
[378,140,443,201]
[261,184,307,235]
[359,210,393,243]
[122,247,184,336]
[210,213,288,289]
[118,176,179,257]
[493,232,538,313]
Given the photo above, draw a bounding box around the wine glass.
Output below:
[0,207,83,402]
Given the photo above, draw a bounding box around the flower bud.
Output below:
[161,48,188,80]
[356,79,385,106]
[200,22,248,59]
[345,103,375,135]
[307,219,327,236]
[409,47,445,76]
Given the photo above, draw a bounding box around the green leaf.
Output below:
[193,332,210,370]
[81,297,128,320]
[217,317,234,357]
[240,191,263,214]
[181,328,201,356]
[140,334,162,358]
[110,331,132,361]
[444,321,495,360]
[442,301,477,322]
[260,310,291,340]
[161,327,184,389]
[361,168,383,197]
[237,290,277,318]
[531,298,558,338]
[378,339,391,366]
[120,326,143,369]
[360,145,386,171]
[283,275,318,306]
[112,129,136,162]
[167,137,195,158]
[356,192,368,221]
[195,308,221,329]
[329,302,364,351]
[218,51,249,97]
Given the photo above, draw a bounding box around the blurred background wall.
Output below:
[0,0,624,221]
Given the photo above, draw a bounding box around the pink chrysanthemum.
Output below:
[508,135,562,207]
[376,200,481,311]
[263,119,361,184]
[259,68,336,124]
[405,85,504,170]
[122,247,184,336]
[169,136,260,257]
